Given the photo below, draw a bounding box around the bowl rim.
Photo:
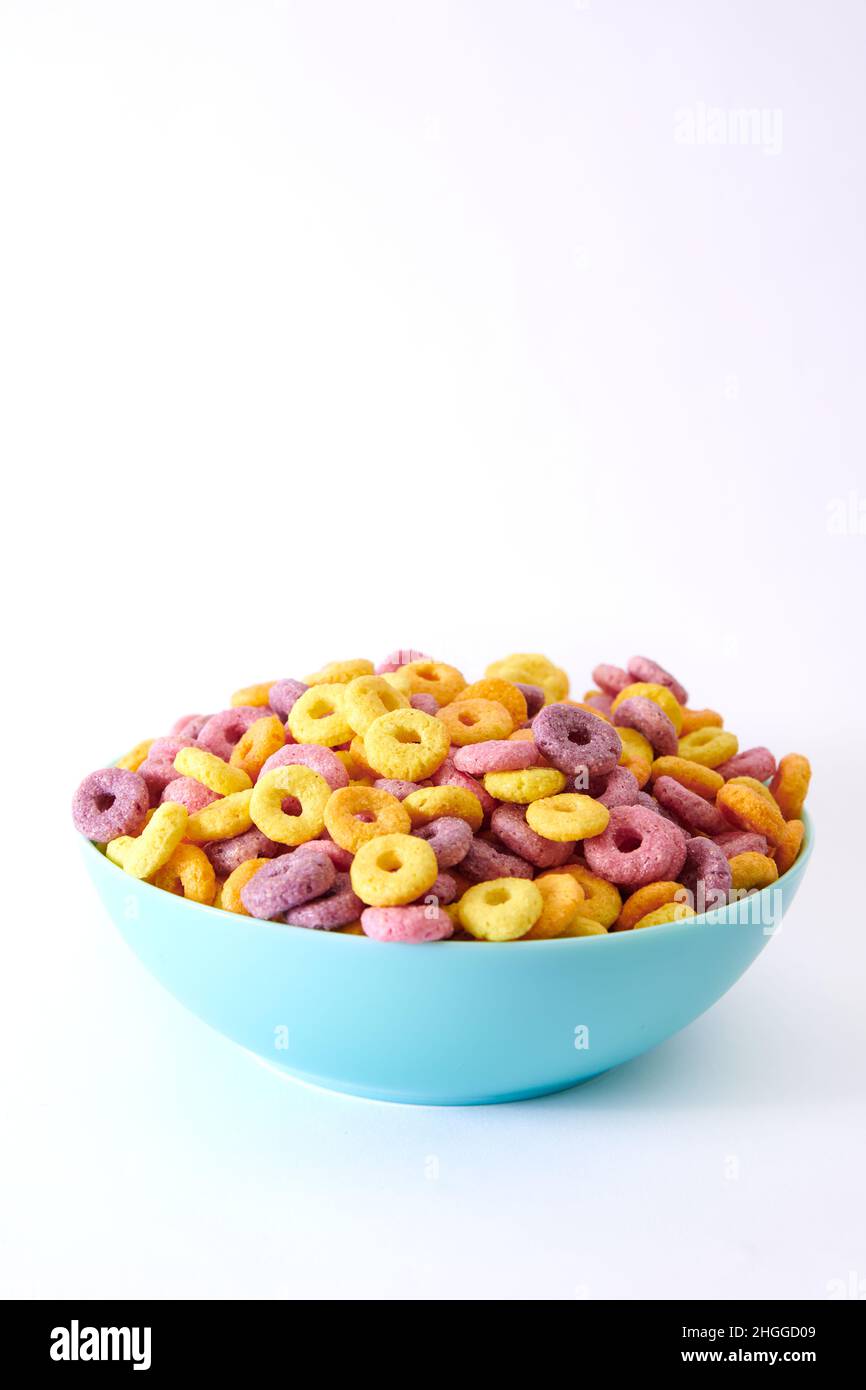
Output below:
[80,807,813,951]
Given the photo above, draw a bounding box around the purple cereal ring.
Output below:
[713,829,770,859]
[160,776,220,814]
[453,740,539,775]
[376,648,431,675]
[360,905,453,943]
[259,742,349,790]
[515,683,546,718]
[241,851,336,919]
[613,696,678,756]
[284,872,363,929]
[196,707,269,762]
[432,759,497,818]
[205,827,287,876]
[295,836,354,872]
[532,704,622,778]
[412,816,473,868]
[653,776,729,835]
[587,766,640,809]
[490,803,574,869]
[592,664,632,696]
[72,767,150,842]
[373,778,420,800]
[170,713,211,739]
[409,692,439,715]
[425,871,458,905]
[584,691,613,717]
[716,747,777,782]
[460,837,534,883]
[680,837,732,913]
[137,739,195,805]
[268,678,309,722]
[627,655,689,706]
[584,805,687,887]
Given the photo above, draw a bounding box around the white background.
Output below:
[1,0,864,1300]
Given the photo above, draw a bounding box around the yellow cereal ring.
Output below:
[174,746,252,795]
[457,678,528,726]
[324,784,411,852]
[633,901,696,930]
[229,714,285,780]
[350,832,438,906]
[342,674,410,736]
[678,728,739,768]
[560,915,608,938]
[542,863,622,927]
[303,658,374,686]
[482,767,567,803]
[385,660,467,707]
[363,708,450,781]
[616,880,686,931]
[485,653,568,704]
[115,739,154,772]
[526,793,610,842]
[288,683,353,747]
[107,802,188,880]
[716,781,786,845]
[729,852,779,892]
[679,707,724,736]
[249,765,330,846]
[617,725,654,788]
[185,789,254,843]
[458,877,543,942]
[438,698,513,746]
[770,753,811,821]
[230,682,275,708]
[153,843,216,904]
[650,756,724,800]
[402,784,484,831]
[220,857,270,915]
[773,819,805,876]
[611,682,683,734]
[522,872,584,940]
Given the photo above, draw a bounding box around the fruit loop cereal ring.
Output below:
[774,819,805,876]
[171,714,210,739]
[613,697,678,757]
[386,660,466,707]
[342,674,410,736]
[72,768,149,842]
[583,804,687,888]
[626,655,689,706]
[423,870,458,905]
[588,766,640,808]
[267,678,308,723]
[304,658,374,686]
[677,727,738,768]
[360,904,453,943]
[231,682,275,708]
[241,850,336,919]
[560,915,608,937]
[713,829,769,859]
[458,678,528,726]
[376,648,431,675]
[458,877,543,942]
[409,693,439,715]
[770,754,812,821]
[633,901,696,931]
[612,681,683,735]
[541,863,622,926]
[204,826,287,876]
[460,838,534,883]
[650,756,723,800]
[522,872,583,939]
[483,767,567,803]
[729,852,779,893]
[680,837,732,912]
[324,784,411,853]
[583,691,613,717]
[228,714,285,780]
[185,789,254,843]
[716,781,786,845]
[716,747,776,782]
[616,881,685,932]
[350,832,438,907]
[490,803,575,868]
[726,776,778,806]
[153,844,216,904]
[107,802,188,880]
[260,742,349,790]
[196,707,267,762]
[373,778,420,799]
[174,746,252,796]
[285,872,364,929]
[526,793,610,843]
[653,776,729,835]
[160,777,220,814]
[115,739,154,773]
[402,785,483,831]
[220,857,270,914]
[679,707,724,736]
[438,698,513,746]
[295,837,354,872]
[364,708,450,781]
[591,664,632,696]
[432,758,497,817]
[250,766,331,846]
[486,654,568,704]
[137,738,194,803]
[514,683,546,718]
[532,704,622,778]
[412,816,474,868]
[287,684,353,747]
[616,726,653,788]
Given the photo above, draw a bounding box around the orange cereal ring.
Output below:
[288,684,354,747]
[231,682,275,708]
[729,852,779,892]
[679,707,724,736]
[363,708,450,781]
[770,754,812,821]
[229,715,285,780]
[458,679,528,726]
[650,756,724,800]
[324,784,411,853]
[540,863,622,927]
[303,658,374,685]
[716,781,786,845]
[773,819,805,876]
[342,674,410,736]
[386,660,467,707]
[220,857,270,914]
[438,698,513,746]
[726,775,777,805]
[249,765,330,846]
[632,901,696,930]
[348,735,378,778]
[617,725,653,788]
[611,682,683,734]
[402,784,484,831]
[153,843,216,904]
[522,872,584,940]
[678,727,739,768]
[615,880,686,932]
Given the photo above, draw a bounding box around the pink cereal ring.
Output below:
[137,737,195,804]
[584,691,613,717]
[72,767,150,842]
[681,837,732,913]
[531,704,622,778]
[160,776,220,814]
[412,816,473,868]
[460,837,535,883]
[588,766,640,808]
[635,791,689,847]
[490,803,574,869]
[592,664,632,696]
[170,713,211,739]
[409,692,439,715]
[431,758,497,818]
[360,905,453,943]
[296,836,354,872]
[268,678,308,722]
[653,776,729,835]
[376,649,431,675]
[584,804,687,887]
[453,740,539,775]
[259,742,349,790]
[715,747,776,781]
[713,829,770,859]
[627,655,689,706]
[613,696,678,756]
[373,778,421,800]
[284,872,363,929]
[196,707,270,762]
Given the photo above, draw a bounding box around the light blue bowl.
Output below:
[81,815,813,1105]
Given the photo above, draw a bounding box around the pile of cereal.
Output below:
[72,651,811,942]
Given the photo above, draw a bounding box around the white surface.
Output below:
[1,0,864,1300]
